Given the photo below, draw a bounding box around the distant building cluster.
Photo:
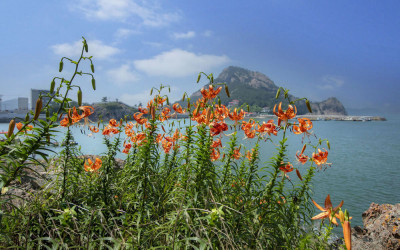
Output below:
[0,97,29,111]
[0,89,52,112]
[228,99,240,107]
[261,107,271,113]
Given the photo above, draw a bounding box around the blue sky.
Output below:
[1,0,399,113]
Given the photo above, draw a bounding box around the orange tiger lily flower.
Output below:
[84,158,102,172]
[296,152,309,165]
[60,110,76,127]
[147,99,154,109]
[154,95,167,107]
[60,116,71,127]
[59,106,94,127]
[192,107,213,125]
[172,129,181,141]
[16,122,23,131]
[232,147,241,160]
[245,149,257,161]
[211,138,222,148]
[242,120,257,138]
[79,106,94,118]
[102,125,119,136]
[125,122,134,130]
[130,132,147,146]
[161,138,173,154]
[293,118,313,135]
[172,103,185,114]
[244,129,256,139]
[312,148,328,166]
[312,194,343,226]
[257,120,278,136]
[273,102,297,126]
[122,142,132,154]
[241,119,257,136]
[138,106,149,114]
[214,104,229,121]
[109,119,120,127]
[210,148,220,161]
[201,85,222,100]
[228,108,245,122]
[133,112,148,125]
[159,107,171,122]
[70,107,82,123]
[210,121,228,136]
[279,162,294,173]
[156,134,164,144]
[89,125,99,133]
[59,107,81,126]
[75,106,94,125]
[16,122,33,133]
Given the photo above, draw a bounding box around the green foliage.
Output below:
[0,38,336,249]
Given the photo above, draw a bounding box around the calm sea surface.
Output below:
[1,115,399,227]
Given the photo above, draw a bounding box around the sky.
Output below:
[0,0,399,113]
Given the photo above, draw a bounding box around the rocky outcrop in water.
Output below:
[310,97,347,116]
[351,203,400,249]
[91,102,138,121]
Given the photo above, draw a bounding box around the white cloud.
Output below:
[106,64,139,86]
[73,0,180,27]
[114,28,138,40]
[120,90,151,106]
[142,41,164,48]
[172,31,196,39]
[133,49,230,77]
[318,75,345,90]
[120,86,182,106]
[51,40,120,60]
[203,30,213,37]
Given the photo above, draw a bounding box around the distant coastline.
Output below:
[249,114,387,121]
[0,111,386,123]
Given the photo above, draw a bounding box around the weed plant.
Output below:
[0,38,350,249]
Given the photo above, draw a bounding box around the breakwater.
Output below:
[250,114,386,121]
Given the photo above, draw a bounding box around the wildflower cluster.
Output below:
[0,40,349,249]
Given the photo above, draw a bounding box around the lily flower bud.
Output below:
[7,119,15,138]
[34,98,42,120]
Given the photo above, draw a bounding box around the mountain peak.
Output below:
[217,66,277,90]
[188,66,347,115]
